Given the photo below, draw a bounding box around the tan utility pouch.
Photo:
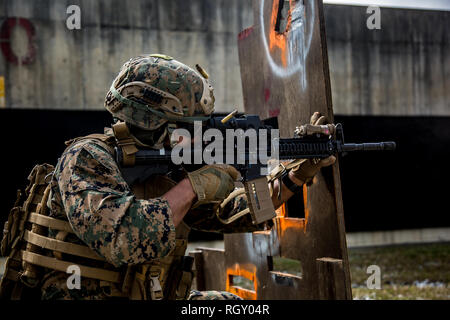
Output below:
[0,164,54,299]
[1,191,23,257]
[0,162,125,299]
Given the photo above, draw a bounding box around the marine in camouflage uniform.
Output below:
[39,55,257,300]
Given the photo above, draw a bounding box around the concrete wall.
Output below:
[0,0,253,112]
[325,4,450,116]
[0,1,448,115]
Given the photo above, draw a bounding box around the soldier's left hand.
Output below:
[290,112,336,185]
[187,164,239,208]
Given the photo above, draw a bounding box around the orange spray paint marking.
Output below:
[277,216,306,238]
[276,184,309,235]
[276,203,287,217]
[226,263,257,300]
[302,184,309,230]
[0,76,4,108]
[268,0,294,67]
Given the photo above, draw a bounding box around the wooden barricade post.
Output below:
[192,0,352,300]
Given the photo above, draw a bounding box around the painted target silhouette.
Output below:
[260,0,315,89]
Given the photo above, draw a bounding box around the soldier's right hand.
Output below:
[187,164,239,208]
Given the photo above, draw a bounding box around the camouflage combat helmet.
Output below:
[105,54,215,131]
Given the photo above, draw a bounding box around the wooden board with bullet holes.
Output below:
[191,0,352,299]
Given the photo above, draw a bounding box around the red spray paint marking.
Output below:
[238,27,254,41]
[269,108,280,117]
[0,17,36,65]
[264,88,271,102]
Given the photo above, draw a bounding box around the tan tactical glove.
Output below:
[187,164,239,208]
[290,112,336,185]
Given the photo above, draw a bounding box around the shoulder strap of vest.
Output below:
[111,121,138,167]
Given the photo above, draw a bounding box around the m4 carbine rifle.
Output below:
[116,112,396,225]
